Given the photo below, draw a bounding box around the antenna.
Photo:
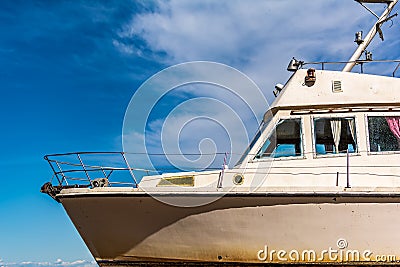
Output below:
[342,0,398,72]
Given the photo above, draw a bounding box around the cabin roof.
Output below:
[270,69,400,112]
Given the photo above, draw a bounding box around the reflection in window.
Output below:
[314,117,357,155]
[368,116,400,152]
[255,118,302,159]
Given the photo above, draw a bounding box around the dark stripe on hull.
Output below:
[98,260,400,266]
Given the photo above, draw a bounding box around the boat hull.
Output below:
[59,191,400,265]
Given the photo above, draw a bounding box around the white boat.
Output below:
[42,0,400,265]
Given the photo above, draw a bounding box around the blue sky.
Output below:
[0,0,399,266]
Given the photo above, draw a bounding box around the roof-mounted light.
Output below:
[287,58,303,72]
[273,83,284,97]
[305,68,316,87]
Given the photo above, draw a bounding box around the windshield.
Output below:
[235,114,273,166]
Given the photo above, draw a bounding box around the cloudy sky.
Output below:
[1,0,399,265]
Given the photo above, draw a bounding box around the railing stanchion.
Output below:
[393,62,400,77]
[46,157,63,185]
[217,153,228,188]
[121,152,138,187]
[77,154,91,183]
[100,166,107,179]
[55,161,69,186]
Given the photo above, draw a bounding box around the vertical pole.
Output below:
[336,172,339,187]
[346,149,351,188]
[217,153,227,188]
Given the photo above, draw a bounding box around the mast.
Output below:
[342,0,398,72]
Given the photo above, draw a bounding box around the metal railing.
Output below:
[45,152,153,188]
[44,151,226,188]
[44,151,400,190]
[299,59,400,76]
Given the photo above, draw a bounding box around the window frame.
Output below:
[311,114,360,158]
[365,112,400,155]
[252,116,305,162]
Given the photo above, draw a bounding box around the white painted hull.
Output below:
[59,190,400,265]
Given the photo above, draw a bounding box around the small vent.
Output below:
[332,80,342,93]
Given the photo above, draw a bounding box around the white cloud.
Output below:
[112,39,135,55]
[114,0,399,94]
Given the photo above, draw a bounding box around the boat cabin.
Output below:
[139,69,400,190]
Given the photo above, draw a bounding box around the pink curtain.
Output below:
[385,117,400,146]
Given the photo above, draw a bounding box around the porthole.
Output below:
[233,173,244,185]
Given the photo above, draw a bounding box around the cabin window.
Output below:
[314,117,357,155]
[368,116,400,152]
[255,118,302,159]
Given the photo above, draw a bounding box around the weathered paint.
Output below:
[60,192,400,265]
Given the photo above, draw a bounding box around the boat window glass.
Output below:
[368,116,400,152]
[255,118,302,159]
[314,117,357,155]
